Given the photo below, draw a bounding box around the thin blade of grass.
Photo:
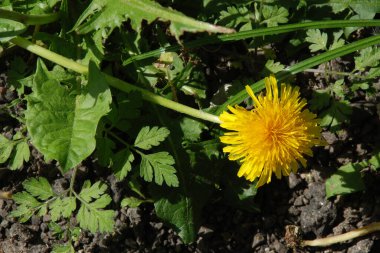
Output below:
[123,19,380,66]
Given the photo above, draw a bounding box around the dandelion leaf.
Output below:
[73,0,234,41]
[326,163,365,198]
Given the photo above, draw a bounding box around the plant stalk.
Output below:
[10,36,221,124]
[303,222,380,247]
[0,9,60,25]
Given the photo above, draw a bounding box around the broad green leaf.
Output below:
[121,197,145,208]
[10,141,30,170]
[261,5,289,27]
[0,18,26,42]
[305,29,328,52]
[140,152,179,187]
[310,90,330,111]
[50,197,76,221]
[112,148,134,181]
[77,180,115,233]
[0,134,14,163]
[180,117,207,142]
[25,61,111,172]
[153,179,212,243]
[134,126,170,150]
[22,177,54,201]
[369,151,380,170]
[95,136,115,167]
[354,47,380,71]
[73,0,234,41]
[326,163,365,198]
[320,100,352,131]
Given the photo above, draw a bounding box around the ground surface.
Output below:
[0,52,379,253]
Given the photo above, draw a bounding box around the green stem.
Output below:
[0,9,60,25]
[123,19,380,65]
[69,167,78,197]
[9,36,221,124]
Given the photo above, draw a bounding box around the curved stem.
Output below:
[303,222,380,247]
[0,9,60,25]
[9,36,221,123]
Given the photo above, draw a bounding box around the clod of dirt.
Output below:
[300,182,337,236]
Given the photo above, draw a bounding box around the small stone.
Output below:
[294,196,304,207]
[288,173,302,189]
[251,233,265,249]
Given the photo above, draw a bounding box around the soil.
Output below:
[0,54,380,253]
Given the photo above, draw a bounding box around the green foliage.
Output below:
[354,46,380,71]
[369,150,380,170]
[25,60,111,172]
[134,126,170,150]
[77,180,115,233]
[10,177,54,222]
[2,0,380,248]
[11,177,115,234]
[140,152,178,187]
[325,162,365,198]
[306,29,328,52]
[0,133,30,170]
[261,5,289,27]
[73,0,233,41]
[121,196,146,208]
[0,18,26,42]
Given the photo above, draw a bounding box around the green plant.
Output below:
[1,0,380,249]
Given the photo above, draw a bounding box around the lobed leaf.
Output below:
[73,0,234,41]
[354,47,380,71]
[112,148,134,181]
[134,126,170,150]
[140,152,179,187]
[10,141,30,170]
[306,29,328,52]
[22,177,54,201]
[261,5,289,27]
[77,180,115,233]
[79,180,108,202]
[121,197,145,208]
[0,135,14,163]
[50,197,76,222]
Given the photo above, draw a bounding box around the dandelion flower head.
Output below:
[219,76,324,187]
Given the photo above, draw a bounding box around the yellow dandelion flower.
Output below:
[219,75,324,187]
